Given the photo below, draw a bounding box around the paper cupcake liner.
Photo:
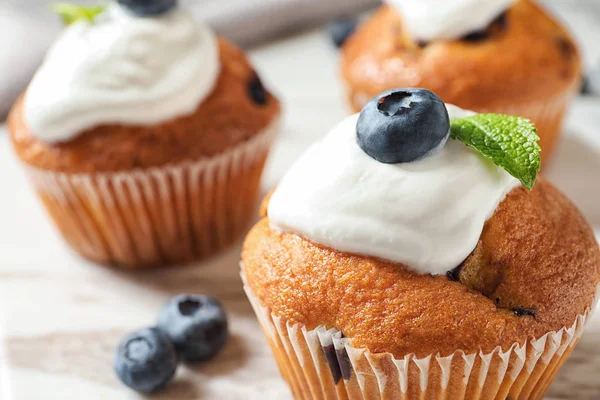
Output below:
[243,271,592,400]
[23,119,279,268]
[349,82,579,164]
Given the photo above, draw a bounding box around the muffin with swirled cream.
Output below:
[8,1,280,268]
[242,89,599,400]
[341,0,581,162]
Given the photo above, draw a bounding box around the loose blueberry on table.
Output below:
[158,294,229,362]
[114,328,179,394]
[118,0,178,16]
[356,88,450,163]
[114,294,229,393]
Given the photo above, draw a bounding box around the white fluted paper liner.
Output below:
[22,118,279,268]
[243,271,592,400]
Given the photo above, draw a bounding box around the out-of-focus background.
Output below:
[0,1,599,399]
[0,0,378,118]
[1,0,600,119]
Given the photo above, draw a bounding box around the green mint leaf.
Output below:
[450,114,541,190]
[52,3,106,25]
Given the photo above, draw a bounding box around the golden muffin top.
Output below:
[242,177,600,358]
[8,40,280,174]
[341,0,581,111]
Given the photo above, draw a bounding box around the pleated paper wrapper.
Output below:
[243,272,592,400]
[22,119,279,268]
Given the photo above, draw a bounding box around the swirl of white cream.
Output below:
[385,0,516,42]
[23,4,220,142]
[268,105,520,275]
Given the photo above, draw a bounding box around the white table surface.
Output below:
[1,29,600,400]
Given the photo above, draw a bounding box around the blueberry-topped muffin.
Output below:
[341,0,581,162]
[242,89,599,399]
[8,0,280,268]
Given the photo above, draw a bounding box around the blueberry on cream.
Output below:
[356,89,450,163]
[118,0,178,16]
[461,11,508,42]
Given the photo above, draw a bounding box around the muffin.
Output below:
[341,0,581,162]
[8,1,280,268]
[242,89,599,399]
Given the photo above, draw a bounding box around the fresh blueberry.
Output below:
[555,36,576,61]
[118,0,178,17]
[446,265,462,282]
[157,294,229,362]
[461,12,507,42]
[356,88,450,164]
[114,327,178,394]
[248,73,268,106]
[461,30,490,42]
[512,307,538,317]
[327,17,359,48]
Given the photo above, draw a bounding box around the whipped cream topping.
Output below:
[385,0,515,42]
[23,4,220,143]
[268,105,520,275]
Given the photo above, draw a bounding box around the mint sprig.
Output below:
[450,114,541,190]
[52,3,106,25]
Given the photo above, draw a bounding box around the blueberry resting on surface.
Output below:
[114,328,178,394]
[118,0,178,17]
[248,73,268,106]
[327,17,359,48]
[157,294,229,362]
[357,88,450,163]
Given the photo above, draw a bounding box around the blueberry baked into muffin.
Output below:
[341,0,581,162]
[242,89,600,399]
[8,0,280,268]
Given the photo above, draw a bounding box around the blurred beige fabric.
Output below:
[0,0,598,119]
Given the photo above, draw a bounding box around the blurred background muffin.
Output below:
[8,0,281,268]
[341,0,582,163]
